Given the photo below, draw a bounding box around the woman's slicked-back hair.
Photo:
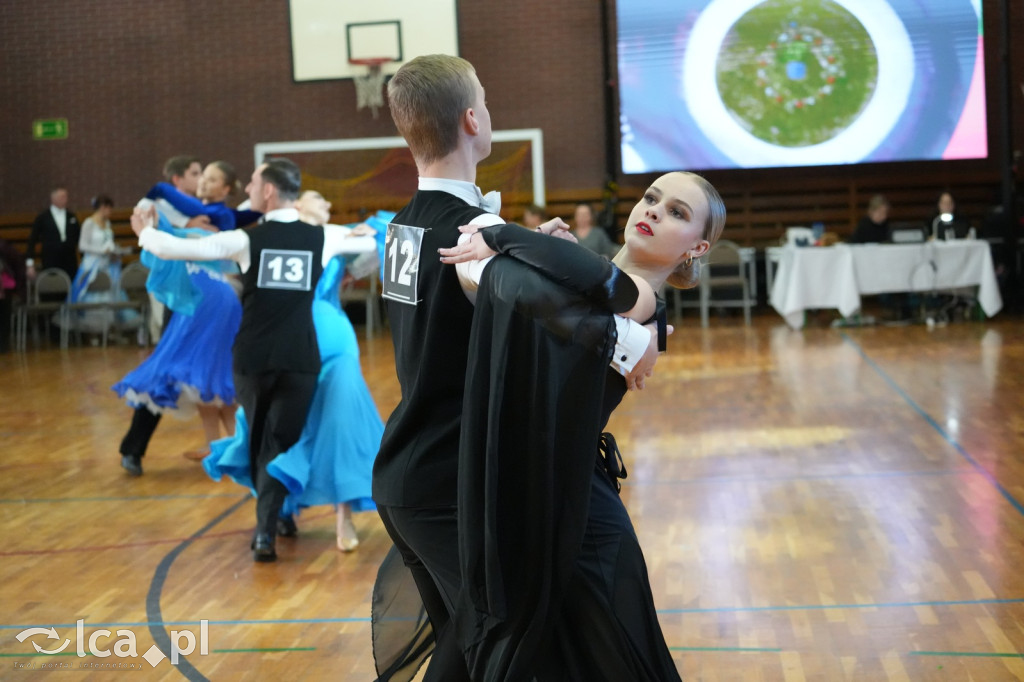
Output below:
[666,172,727,289]
[210,160,241,195]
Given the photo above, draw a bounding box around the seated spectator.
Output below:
[522,204,547,229]
[927,191,971,240]
[850,194,890,243]
[572,202,619,258]
[0,238,27,353]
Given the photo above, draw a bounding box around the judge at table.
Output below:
[850,194,890,244]
[926,191,970,240]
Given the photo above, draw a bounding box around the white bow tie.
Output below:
[476,189,501,214]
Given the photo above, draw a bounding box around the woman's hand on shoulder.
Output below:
[438,225,497,264]
[130,203,158,236]
[186,215,213,231]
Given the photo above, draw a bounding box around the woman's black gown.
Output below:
[373,225,681,682]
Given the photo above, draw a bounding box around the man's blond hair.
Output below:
[387,54,478,165]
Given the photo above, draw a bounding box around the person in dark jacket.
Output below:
[850,194,890,243]
[27,187,81,279]
[0,237,27,352]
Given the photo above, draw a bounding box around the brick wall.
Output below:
[0,0,1021,218]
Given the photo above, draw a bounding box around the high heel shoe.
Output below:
[336,516,359,553]
[182,447,210,461]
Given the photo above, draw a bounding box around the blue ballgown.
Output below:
[204,255,381,515]
[111,213,241,417]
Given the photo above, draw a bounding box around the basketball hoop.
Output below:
[350,58,392,118]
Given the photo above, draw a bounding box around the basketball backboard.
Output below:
[289,0,459,82]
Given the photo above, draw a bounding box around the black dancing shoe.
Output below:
[121,455,143,476]
[276,516,298,537]
[251,533,277,562]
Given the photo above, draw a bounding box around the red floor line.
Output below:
[0,510,336,556]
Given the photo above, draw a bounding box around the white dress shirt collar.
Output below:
[50,205,67,240]
[418,178,500,214]
[418,177,481,205]
[262,207,300,223]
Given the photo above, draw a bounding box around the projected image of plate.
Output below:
[684,0,913,167]
[717,0,876,147]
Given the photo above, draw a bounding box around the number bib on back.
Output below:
[382,223,426,305]
[257,249,313,291]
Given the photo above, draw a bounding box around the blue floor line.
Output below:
[7,596,1024,630]
[658,597,1024,615]
[840,332,1024,519]
[626,468,973,486]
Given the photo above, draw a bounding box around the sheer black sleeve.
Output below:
[479,222,639,314]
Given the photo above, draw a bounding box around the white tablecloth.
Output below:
[769,241,1003,329]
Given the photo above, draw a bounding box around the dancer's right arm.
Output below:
[442,219,659,389]
[146,183,235,230]
[441,222,655,323]
[132,202,249,266]
[146,183,207,216]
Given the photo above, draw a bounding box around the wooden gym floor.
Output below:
[2,311,1024,681]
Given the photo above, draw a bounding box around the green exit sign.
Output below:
[32,118,68,140]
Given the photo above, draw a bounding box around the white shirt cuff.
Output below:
[610,316,652,376]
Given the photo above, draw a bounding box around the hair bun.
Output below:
[667,258,701,290]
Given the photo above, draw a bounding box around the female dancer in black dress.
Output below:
[375,171,726,682]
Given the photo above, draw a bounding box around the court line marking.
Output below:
[658,597,1024,614]
[669,646,783,653]
[146,495,251,682]
[626,468,974,486]
[911,651,1024,658]
[5,647,1022,659]
[10,334,1020,671]
[0,617,371,629]
[0,527,256,557]
[0,648,316,657]
[0,508,338,557]
[212,647,316,653]
[6,596,1024,630]
[0,493,244,505]
[0,469,978,511]
[0,464,982,509]
[840,332,1024,518]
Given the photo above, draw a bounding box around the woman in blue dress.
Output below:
[204,190,383,552]
[146,165,238,232]
[112,161,244,462]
